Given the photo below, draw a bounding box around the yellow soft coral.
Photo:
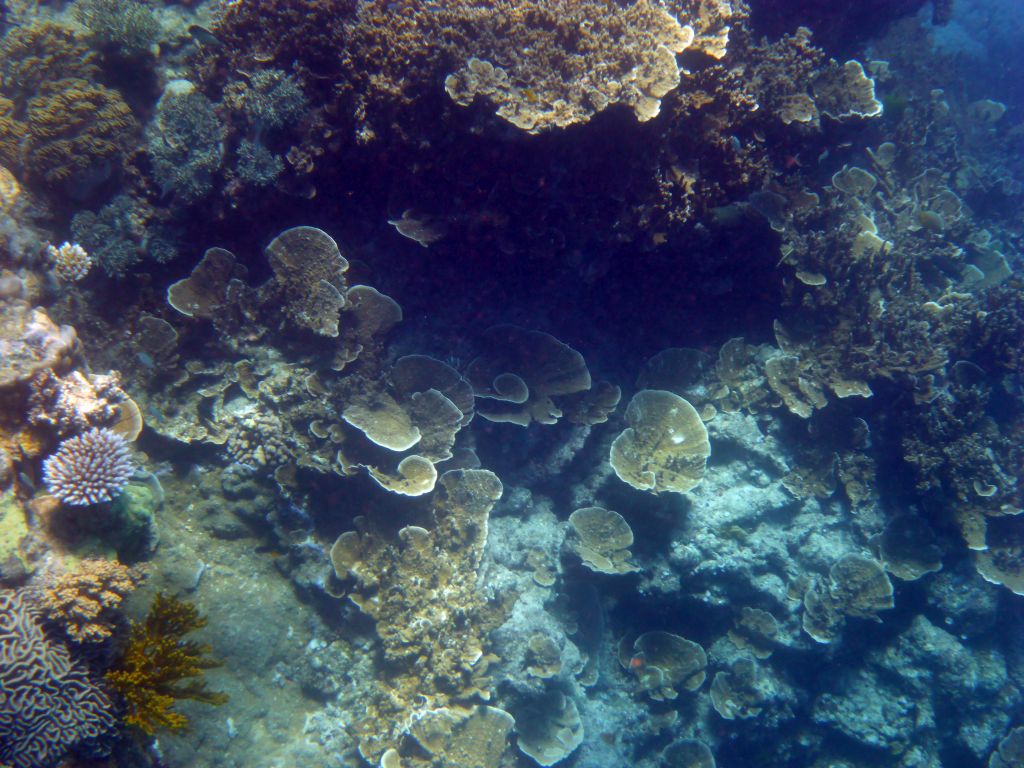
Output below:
[106,593,228,734]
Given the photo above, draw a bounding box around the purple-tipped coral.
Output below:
[43,427,134,506]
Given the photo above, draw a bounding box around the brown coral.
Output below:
[328,469,509,762]
[0,23,99,112]
[25,78,137,189]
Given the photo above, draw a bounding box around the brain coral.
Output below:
[0,589,116,768]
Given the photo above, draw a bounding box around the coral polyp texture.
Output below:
[0,590,116,768]
[42,427,134,506]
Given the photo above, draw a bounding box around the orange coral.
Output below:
[38,557,145,643]
[106,593,228,735]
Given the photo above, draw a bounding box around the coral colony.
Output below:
[1,0,1024,767]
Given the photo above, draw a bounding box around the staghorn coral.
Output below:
[24,78,137,190]
[0,589,116,768]
[105,592,228,734]
[38,557,145,644]
[42,427,134,506]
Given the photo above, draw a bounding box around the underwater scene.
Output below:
[1,0,1024,767]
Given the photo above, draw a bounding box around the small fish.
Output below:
[188,25,222,48]
[388,209,447,247]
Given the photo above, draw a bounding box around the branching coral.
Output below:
[106,592,228,734]
[42,427,135,506]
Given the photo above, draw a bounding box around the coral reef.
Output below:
[329,469,507,762]
[24,78,137,193]
[105,592,228,734]
[46,241,91,283]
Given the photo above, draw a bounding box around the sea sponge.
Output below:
[24,78,137,190]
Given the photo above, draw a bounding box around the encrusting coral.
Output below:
[38,556,145,644]
[105,592,229,735]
